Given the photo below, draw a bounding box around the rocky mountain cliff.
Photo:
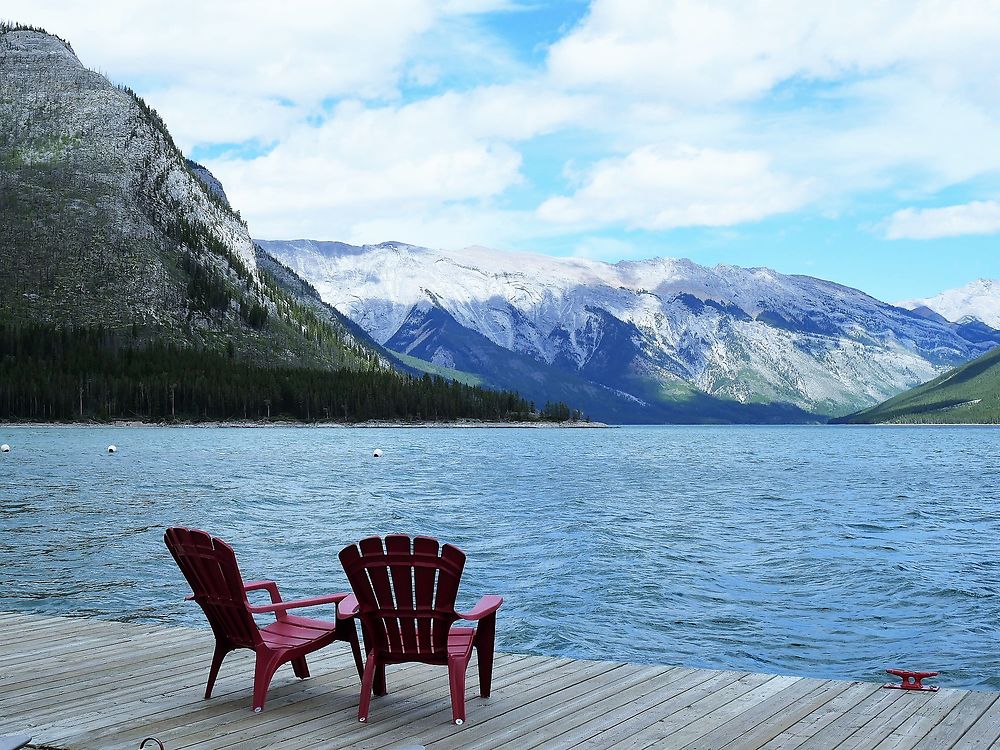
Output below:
[258,240,1000,420]
[0,26,379,372]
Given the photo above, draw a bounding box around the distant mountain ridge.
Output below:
[257,240,999,421]
[898,279,1000,329]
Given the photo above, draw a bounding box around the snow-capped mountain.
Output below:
[258,240,999,421]
[898,279,1000,329]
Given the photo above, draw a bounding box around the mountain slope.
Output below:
[834,345,1000,424]
[257,239,994,420]
[384,300,817,423]
[0,25,378,371]
[898,279,1000,329]
[0,25,545,423]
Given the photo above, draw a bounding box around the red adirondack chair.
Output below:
[339,535,503,725]
[164,527,364,712]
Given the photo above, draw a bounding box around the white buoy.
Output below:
[107,445,118,454]
[0,444,9,453]
[373,448,383,458]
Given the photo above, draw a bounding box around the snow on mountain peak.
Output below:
[256,239,993,417]
[898,278,1000,328]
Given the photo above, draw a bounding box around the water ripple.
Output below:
[1,424,999,689]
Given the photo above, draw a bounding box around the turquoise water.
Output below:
[1,425,998,689]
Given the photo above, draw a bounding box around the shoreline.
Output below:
[0,419,609,429]
[879,424,1000,427]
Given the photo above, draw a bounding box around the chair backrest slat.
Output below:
[386,535,419,653]
[432,543,465,653]
[413,536,439,651]
[340,534,466,659]
[360,536,404,654]
[164,527,261,649]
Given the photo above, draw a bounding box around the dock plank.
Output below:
[557,670,750,749]
[0,612,994,750]
[757,682,884,750]
[688,678,846,750]
[349,658,620,750]
[950,693,1000,749]
[870,689,968,750]
[910,691,1000,750]
[837,691,939,750]
[171,655,543,750]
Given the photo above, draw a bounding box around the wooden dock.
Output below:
[1,612,998,749]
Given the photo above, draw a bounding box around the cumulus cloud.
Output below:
[4,0,502,148]
[537,146,810,230]
[547,0,1000,104]
[885,201,1000,239]
[8,0,1000,251]
[543,0,1000,218]
[207,84,597,240]
[19,0,447,100]
[210,98,523,239]
[148,89,303,149]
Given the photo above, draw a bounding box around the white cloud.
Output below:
[537,145,810,230]
[210,99,522,240]
[10,0,438,99]
[5,0,508,149]
[547,0,1000,105]
[9,0,1000,252]
[207,84,596,240]
[149,89,303,149]
[542,0,1000,216]
[885,201,1000,239]
[814,76,1000,192]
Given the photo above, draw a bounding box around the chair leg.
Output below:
[358,651,379,723]
[291,656,310,679]
[205,642,230,700]
[340,619,365,680]
[448,656,467,725]
[252,652,283,713]
[474,614,496,698]
[374,662,387,696]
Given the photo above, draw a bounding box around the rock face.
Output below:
[258,240,999,419]
[186,159,231,207]
[0,27,380,371]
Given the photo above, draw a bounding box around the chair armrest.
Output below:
[456,595,503,621]
[337,593,359,620]
[244,580,281,603]
[247,592,348,614]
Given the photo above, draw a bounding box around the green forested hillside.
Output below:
[0,324,539,422]
[835,345,1000,424]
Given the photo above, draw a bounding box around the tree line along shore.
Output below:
[0,324,583,424]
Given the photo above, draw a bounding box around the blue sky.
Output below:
[10,0,1000,302]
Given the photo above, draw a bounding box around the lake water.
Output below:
[1,425,998,690]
